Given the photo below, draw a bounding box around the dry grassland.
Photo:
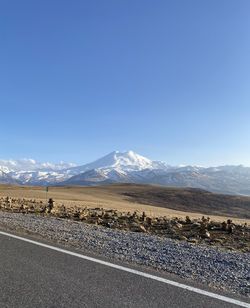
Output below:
[0,184,249,224]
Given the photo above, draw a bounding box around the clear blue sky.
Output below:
[0,0,249,166]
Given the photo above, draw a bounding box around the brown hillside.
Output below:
[0,184,249,220]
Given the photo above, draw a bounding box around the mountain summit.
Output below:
[68,150,166,175]
[1,151,250,195]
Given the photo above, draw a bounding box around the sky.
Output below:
[0,0,249,166]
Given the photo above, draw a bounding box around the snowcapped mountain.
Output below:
[0,170,19,184]
[0,159,76,185]
[67,150,168,175]
[61,151,168,185]
[0,159,76,172]
[9,170,69,185]
[1,151,250,195]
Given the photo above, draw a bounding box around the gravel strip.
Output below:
[0,211,249,298]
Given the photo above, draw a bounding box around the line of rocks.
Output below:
[0,196,249,252]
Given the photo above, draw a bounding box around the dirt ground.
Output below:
[0,184,249,224]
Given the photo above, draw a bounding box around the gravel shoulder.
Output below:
[0,211,249,298]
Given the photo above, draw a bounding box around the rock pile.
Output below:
[0,196,249,252]
[0,196,51,214]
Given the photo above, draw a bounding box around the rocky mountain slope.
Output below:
[1,151,250,195]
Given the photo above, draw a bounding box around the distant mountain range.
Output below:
[1,151,250,195]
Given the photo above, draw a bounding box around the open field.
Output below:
[0,184,249,223]
[0,183,249,253]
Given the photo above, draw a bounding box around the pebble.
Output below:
[0,211,249,298]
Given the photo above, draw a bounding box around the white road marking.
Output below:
[0,230,249,308]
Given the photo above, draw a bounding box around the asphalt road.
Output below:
[0,232,249,308]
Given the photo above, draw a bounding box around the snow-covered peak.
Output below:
[0,159,76,172]
[68,150,164,174]
[110,150,153,170]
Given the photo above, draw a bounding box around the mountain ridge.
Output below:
[1,151,250,196]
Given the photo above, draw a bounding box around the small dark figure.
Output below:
[47,198,54,214]
[227,219,234,234]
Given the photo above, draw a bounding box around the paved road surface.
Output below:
[0,232,249,308]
